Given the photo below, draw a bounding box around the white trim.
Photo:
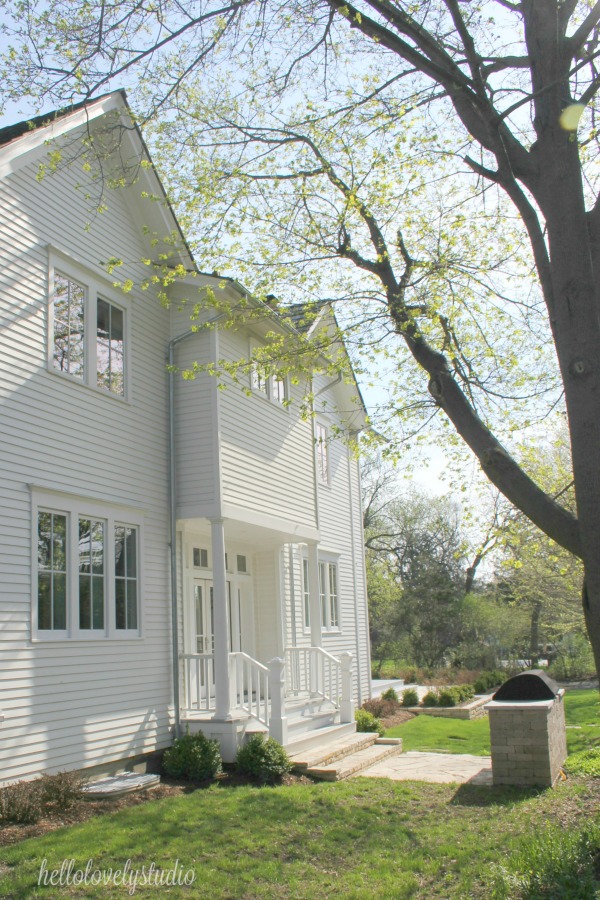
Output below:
[219,502,320,543]
[248,337,291,410]
[48,249,132,401]
[0,95,126,181]
[30,488,144,643]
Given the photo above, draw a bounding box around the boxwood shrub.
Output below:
[163,731,222,781]
[236,734,292,784]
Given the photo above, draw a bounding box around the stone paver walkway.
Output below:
[359,750,493,785]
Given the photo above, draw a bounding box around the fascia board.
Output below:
[0,93,125,181]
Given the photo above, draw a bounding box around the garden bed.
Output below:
[406,696,490,720]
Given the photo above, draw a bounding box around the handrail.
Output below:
[230,651,270,727]
[181,653,215,712]
[285,646,341,708]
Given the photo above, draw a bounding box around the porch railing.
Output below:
[230,652,270,727]
[181,653,216,712]
[285,647,341,708]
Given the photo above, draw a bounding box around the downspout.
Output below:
[168,314,227,738]
[347,437,363,705]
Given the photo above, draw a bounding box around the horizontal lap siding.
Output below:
[0,147,173,782]
[315,383,371,702]
[218,330,316,528]
[173,331,216,513]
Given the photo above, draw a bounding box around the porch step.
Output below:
[284,722,357,756]
[303,738,403,782]
[290,731,378,771]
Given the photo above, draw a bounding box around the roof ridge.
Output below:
[0,90,126,148]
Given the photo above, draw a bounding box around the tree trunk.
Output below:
[529,601,542,667]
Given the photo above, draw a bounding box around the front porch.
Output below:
[180,646,355,761]
[176,517,356,761]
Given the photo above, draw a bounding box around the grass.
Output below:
[0,777,599,898]
[385,688,600,756]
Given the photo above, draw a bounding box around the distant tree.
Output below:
[3,1,600,676]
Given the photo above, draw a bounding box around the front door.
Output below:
[193,578,243,654]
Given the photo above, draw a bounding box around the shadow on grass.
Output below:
[450,782,546,808]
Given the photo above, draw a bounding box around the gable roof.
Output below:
[0,92,121,148]
[0,92,368,429]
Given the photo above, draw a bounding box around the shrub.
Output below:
[565,748,600,778]
[380,687,399,703]
[355,709,384,736]
[362,698,398,719]
[40,771,83,812]
[236,735,292,784]
[163,732,222,781]
[0,780,44,825]
[438,688,459,707]
[401,688,419,707]
[402,668,418,684]
[422,690,439,707]
[474,671,504,694]
[454,684,475,703]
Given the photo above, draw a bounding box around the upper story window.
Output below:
[53,274,85,379]
[249,340,288,406]
[50,256,129,399]
[33,490,142,640]
[97,298,125,395]
[316,423,330,484]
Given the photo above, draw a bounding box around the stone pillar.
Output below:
[211,518,231,719]
[486,692,568,787]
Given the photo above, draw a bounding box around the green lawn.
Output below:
[385,689,600,756]
[1,778,599,898]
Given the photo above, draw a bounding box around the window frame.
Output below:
[47,249,131,401]
[300,553,340,634]
[249,338,289,408]
[31,487,144,642]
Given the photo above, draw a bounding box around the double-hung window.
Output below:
[49,253,129,399]
[33,490,142,639]
[302,555,340,632]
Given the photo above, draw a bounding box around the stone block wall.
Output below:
[486,692,567,787]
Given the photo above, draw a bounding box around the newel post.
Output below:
[340,651,354,724]
[268,657,288,746]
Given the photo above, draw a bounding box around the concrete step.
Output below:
[287,709,338,736]
[305,738,403,782]
[286,697,338,718]
[285,722,357,756]
[290,731,378,771]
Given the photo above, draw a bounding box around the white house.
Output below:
[0,91,371,781]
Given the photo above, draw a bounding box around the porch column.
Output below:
[211,518,231,718]
[308,542,322,648]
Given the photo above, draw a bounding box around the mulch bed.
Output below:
[380,710,416,728]
[0,770,313,847]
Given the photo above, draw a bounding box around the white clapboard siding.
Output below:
[310,375,371,702]
[217,328,317,529]
[172,329,217,516]
[0,136,175,783]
